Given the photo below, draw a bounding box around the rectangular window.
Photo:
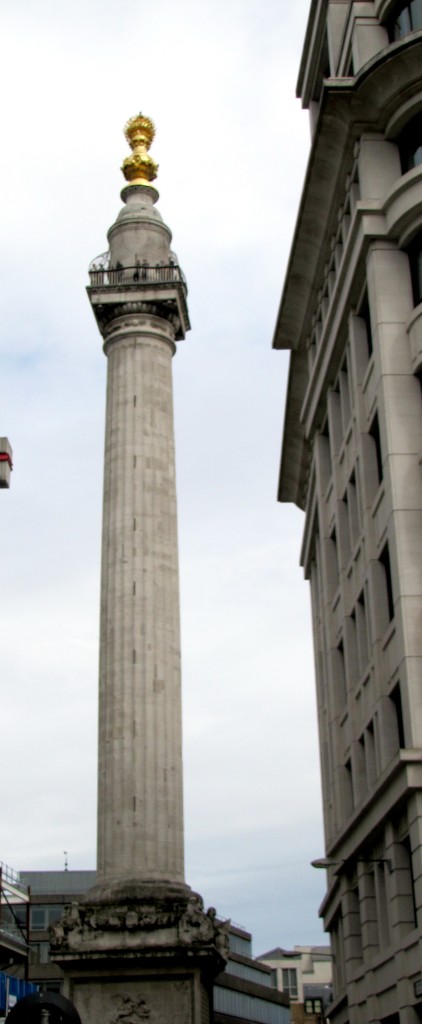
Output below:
[30,905,62,930]
[319,426,332,486]
[339,358,352,433]
[408,233,422,305]
[402,836,418,929]
[360,292,373,357]
[329,528,339,593]
[390,682,405,748]
[379,543,394,622]
[356,589,369,673]
[282,968,298,999]
[365,721,377,788]
[399,114,422,172]
[327,388,343,455]
[30,908,46,930]
[388,1,422,41]
[347,471,360,550]
[369,412,383,486]
[345,758,354,814]
[337,640,347,706]
[338,495,351,567]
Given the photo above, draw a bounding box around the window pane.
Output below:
[410,0,422,29]
[30,908,46,930]
[30,904,62,930]
[389,1,422,38]
[399,113,422,172]
[47,906,62,924]
[389,5,412,39]
[282,968,298,998]
[397,7,412,36]
[413,145,422,167]
[408,234,422,305]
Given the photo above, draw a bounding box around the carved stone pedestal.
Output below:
[50,883,228,1024]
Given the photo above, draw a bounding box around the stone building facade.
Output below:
[275,2,422,1023]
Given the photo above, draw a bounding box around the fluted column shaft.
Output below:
[97,310,184,885]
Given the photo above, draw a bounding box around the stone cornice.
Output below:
[50,887,229,975]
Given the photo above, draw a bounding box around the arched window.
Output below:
[387,1,422,40]
[398,112,422,171]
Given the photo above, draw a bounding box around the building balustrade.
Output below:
[88,262,187,291]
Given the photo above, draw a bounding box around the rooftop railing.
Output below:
[0,862,29,956]
[88,263,187,291]
[0,861,28,896]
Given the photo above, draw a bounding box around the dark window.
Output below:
[369,412,383,485]
[359,292,373,357]
[387,1,422,40]
[390,682,405,747]
[329,528,339,592]
[337,639,347,704]
[399,112,422,172]
[365,720,377,787]
[345,759,354,810]
[402,835,418,927]
[407,233,422,305]
[380,542,395,622]
[356,589,369,672]
[30,908,45,930]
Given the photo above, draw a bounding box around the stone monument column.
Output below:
[95,122,185,890]
[50,114,227,1024]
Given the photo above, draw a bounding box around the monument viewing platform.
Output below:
[88,254,188,292]
[87,247,191,340]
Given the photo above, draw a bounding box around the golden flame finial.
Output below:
[121,113,158,188]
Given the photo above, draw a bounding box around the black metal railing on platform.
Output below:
[88,263,187,290]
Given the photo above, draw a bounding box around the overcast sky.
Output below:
[0,0,328,954]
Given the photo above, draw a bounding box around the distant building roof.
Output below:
[20,871,96,895]
[257,945,331,961]
[257,947,300,960]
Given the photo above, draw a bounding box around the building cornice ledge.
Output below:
[273,34,422,356]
